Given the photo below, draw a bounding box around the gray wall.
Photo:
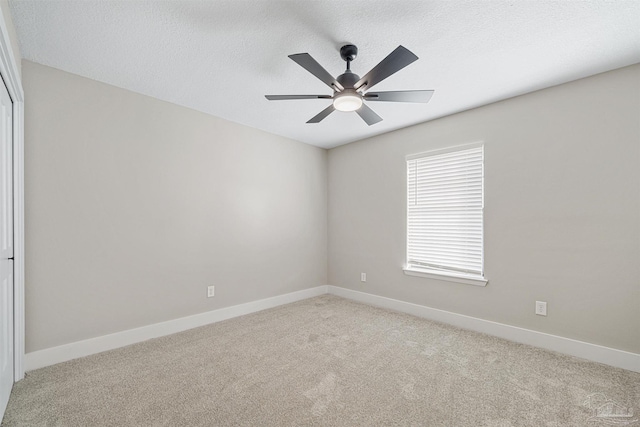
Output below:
[328,64,640,354]
[23,58,640,356]
[23,61,327,352]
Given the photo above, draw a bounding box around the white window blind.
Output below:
[407,144,484,278]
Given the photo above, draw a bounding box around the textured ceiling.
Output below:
[9,0,640,149]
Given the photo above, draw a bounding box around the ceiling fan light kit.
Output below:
[265,44,434,126]
[333,90,362,112]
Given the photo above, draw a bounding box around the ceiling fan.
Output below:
[265,44,434,126]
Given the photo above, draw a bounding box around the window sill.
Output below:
[403,267,488,287]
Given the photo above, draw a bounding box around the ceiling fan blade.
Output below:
[307,105,335,123]
[364,90,434,103]
[355,46,418,92]
[356,104,383,126]
[289,53,344,92]
[265,95,332,100]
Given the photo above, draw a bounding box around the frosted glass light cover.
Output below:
[333,94,363,112]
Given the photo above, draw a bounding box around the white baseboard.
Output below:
[25,285,328,371]
[25,284,639,374]
[327,286,640,373]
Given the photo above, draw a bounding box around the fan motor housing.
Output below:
[336,70,360,90]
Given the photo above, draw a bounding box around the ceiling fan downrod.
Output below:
[340,44,358,71]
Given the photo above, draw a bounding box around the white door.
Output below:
[0,76,13,419]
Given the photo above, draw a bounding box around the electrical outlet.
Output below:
[207,286,215,298]
[361,273,366,282]
[535,301,547,316]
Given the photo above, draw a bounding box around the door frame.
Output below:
[0,7,24,381]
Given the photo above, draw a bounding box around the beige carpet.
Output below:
[2,295,639,426]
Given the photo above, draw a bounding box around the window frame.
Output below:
[403,142,488,287]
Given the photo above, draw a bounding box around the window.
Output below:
[404,143,487,286]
